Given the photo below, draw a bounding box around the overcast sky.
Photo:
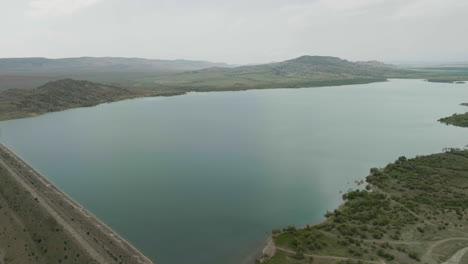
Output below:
[1,0,468,64]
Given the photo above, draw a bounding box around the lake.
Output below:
[0,79,467,264]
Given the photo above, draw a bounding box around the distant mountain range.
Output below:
[0,57,231,73]
[2,55,468,121]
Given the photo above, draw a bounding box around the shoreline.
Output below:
[240,238,267,264]
[258,193,352,262]
[0,143,153,263]
[0,78,387,122]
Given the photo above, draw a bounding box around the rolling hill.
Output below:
[0,79,178,121]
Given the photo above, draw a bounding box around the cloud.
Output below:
[26,0,102,17]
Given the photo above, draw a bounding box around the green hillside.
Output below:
[0,79,177,121]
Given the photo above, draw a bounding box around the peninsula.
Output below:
[262,149,468,264]
[439,103,468,127]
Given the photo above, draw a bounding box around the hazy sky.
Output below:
[2,0,468,64]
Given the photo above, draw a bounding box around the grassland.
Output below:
[262,150,468,264]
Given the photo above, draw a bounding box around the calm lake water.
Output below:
[1,79,467,264]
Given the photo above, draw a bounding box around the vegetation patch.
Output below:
[439,103,468,127]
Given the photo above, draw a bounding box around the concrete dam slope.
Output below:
[0,144,153,264]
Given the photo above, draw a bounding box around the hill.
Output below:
[0,57,230,73]
[220,56,399,77]
[0,79,177,121]
[148,56,409,91]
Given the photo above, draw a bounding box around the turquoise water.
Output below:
[1,79,467,264]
